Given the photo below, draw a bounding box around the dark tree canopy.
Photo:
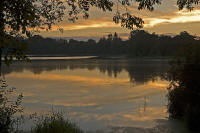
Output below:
[0,0,65,64]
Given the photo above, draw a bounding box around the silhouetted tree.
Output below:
[0,0,66,68]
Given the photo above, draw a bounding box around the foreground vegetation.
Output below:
[30,113,83,133]
[166,43,200,132]
[0,81,83,133]
[0,80,23,133]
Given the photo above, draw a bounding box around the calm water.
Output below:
[2,58,170,131]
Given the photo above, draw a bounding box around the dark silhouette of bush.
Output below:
[166,42,200,131]
[0,79,23,133]
[31,112,83,133]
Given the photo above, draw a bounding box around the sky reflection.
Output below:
[4,59,169,131]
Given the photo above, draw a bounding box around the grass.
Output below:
[31,112,84,133]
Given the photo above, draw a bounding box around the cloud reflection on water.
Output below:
[4,59,169,130]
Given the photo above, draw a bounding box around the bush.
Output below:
[31,112,84,133]
[166,42,200,131]
[0,78,23,133]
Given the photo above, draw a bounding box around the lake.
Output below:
[2,57,170,131]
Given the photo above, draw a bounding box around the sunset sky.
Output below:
[40,0,200,40]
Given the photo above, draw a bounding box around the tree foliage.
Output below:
[0,0,65,64]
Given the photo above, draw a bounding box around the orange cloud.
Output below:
[53,22,119,31]
[53,8,200,31]
[144,9,200,27]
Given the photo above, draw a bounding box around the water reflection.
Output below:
[2,59,169,131]
[2,59,169,84]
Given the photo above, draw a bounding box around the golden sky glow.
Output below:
[145,9,200,27]
[50,9,200,32]
[39,1,200,39]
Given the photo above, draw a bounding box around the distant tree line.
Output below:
[26,30,200,57]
